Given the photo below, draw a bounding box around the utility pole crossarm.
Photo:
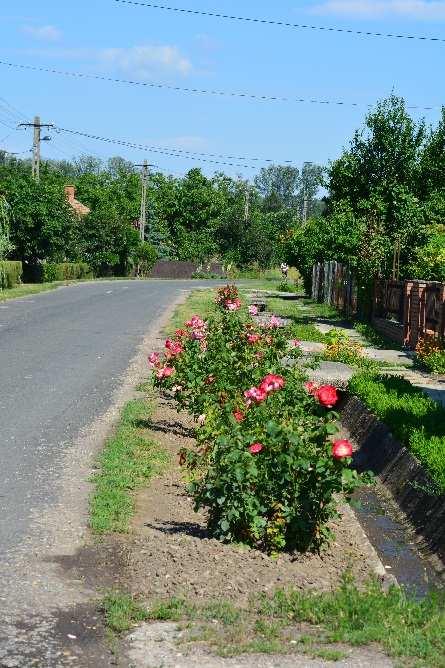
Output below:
[18,115,54,182]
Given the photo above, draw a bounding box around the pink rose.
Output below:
[244,386,267,404]
[191,329,205,341]
[316,385,340,409]
[260,374,285,394]
[249,443,263,455]
[332,439,353,459]
[291,339,301,348]
[304,381,318,396]
[148,352,160,367]
[156,366,175,380]
[267,315,281,328]
[186,315,205,329]
[247,334,261,344]
[165,339,183,356]
[225,298,241,311]
[249,305,258,316]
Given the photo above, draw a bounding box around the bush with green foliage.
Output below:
[415,335,445,375]
[349,371,445,492]
[0,260,22,289]
[150,286,365,553]
[134,241,158,277]
[40,262,93,283]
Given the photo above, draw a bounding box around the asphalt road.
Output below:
[0,279,217,559]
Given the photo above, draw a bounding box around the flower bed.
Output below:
[149,285,366,554]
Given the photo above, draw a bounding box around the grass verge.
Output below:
[349,371,445,493]
[0,281,66,302]
[101,577,445,666]
[90,397,168,533]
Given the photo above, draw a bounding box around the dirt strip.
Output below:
[121,393,389,606]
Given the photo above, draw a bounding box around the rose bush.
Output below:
[150,285,365,554]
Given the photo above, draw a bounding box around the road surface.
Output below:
[0,278,220,666]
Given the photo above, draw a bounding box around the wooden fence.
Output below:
[149,261,226,279]
[311,261,357,317]
[311,262,445,348]
[373,279,445,348]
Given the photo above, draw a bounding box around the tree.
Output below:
[254,165,300,211]
[0,161,77,272]
[328,95,425,212]
[296,163,325,219]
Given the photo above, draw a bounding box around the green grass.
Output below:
[100,578,445,666]
[266,297,329,343]
[0,281,66,301]
[166,289,216,334]
[259,577,445,666]
[349,371,445,492]
[90,398,168,533]
[101,592,149,632]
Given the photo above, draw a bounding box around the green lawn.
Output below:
[349,371,445,493]
[0,282,65,302]
[90,397,168,533]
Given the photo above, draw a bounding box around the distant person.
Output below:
[280,263,289,279]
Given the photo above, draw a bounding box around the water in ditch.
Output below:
[352,485,444,598]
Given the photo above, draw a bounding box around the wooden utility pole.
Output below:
[18,116,53,182]
[244,184,250,223]
[134,160,154,241]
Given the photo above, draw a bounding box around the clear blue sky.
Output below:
[0,0,444,180]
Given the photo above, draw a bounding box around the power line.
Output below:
[0,59,441,112]
[113,0,445,44]
[57,125,293,165]
[0,118,16,131]
[55,126,262,169]
[0,96,30,123]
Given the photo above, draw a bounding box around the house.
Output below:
[64,185,90,218]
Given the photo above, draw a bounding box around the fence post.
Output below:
[402,281,410,347]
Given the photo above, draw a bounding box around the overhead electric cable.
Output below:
[55,126,262,169]
[57,125,293,164]
[113,0,445,44]
[0,59,441,112]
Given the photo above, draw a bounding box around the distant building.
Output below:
[64,185,90,218]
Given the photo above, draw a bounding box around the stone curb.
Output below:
[340,396,445,571]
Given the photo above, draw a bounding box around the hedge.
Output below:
[0,261,23,289]
[349,371,445,492]
[40,262,93,283]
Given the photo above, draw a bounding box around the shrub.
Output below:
[416,335,445,375]
[134,241,157,277]
[150,285,366,553]
[0,260,22,289]
[40,262,93,283]
[349,371,445,492]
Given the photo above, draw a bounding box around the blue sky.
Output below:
[0,0,444,180]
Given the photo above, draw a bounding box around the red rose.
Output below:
[316,385,339,409]
[332,439,353,459]
[233,410,245,422]
[249,443,263,454]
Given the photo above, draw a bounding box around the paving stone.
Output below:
[252,314,291,328]
[299,341,325,355]
[308,361,355,389]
